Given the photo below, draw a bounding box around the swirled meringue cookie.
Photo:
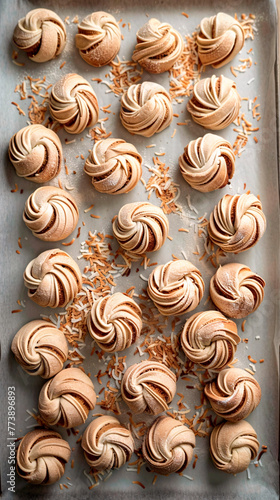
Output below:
[187,75,240,130]
[208,193,266,253]
[142,416,196,475]
[147,260,204,316]
[81,415,134,471]
[179,134,235,192]
[112,202,169,257]
[132,18,184,73]
[120,82,173,137]
[210,263,265,319]
[76,12,121,67]
[84,138,142,194]
[210,420,259,474]
[87,293,142,352]
[23,186,79,241]
[13,8,66,63]
[8,125,62,183]
[11,320,68,379]
[38,367,96,428]
[49,73,99,134]
[180,311,240,371]
[121,360,176,415]
[23,249,82,308]
[16,428,71,484]
[205,368,261,422]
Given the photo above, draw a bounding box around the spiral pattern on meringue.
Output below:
[9,125,62,183]
[49,73,99,134]
[142,416,196,475]
[197,13,245,68]
[132,18,184,73]
[23,249,82,308]
[210,263,265,319]
[84,138,142,194]
[76,11,121,67]
[179,133,235,192]
[121,360,176,415]
[210,420,259,474]
[187,75,241,130]
[13,8,66,63]
[23,186,79,241]
[120,82,173,137]
[82,416,134,471]
[38,368,96,428]
[205,368,261,422]
[208,193,266,253]
[11,320,68,379]
[180,311,240,371]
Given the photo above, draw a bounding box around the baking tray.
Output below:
[0,0,279,498]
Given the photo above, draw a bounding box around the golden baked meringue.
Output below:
[142,416,196,475]
[210,420,259,474]
[197,13,245,68]
[120,82,173,137]
[121,360,176,415]
[179,133,235,192]
[8,124,62,183]
[23,186,79,241]
[84,138,142,194]
[187,75,240,130]
[205,368,261,421]
[76,11,121,67]
[180,311,240,371]
[38,367,96,428]
[49,73,99,134]
[87,292,142,352]
[210,263,265,319]
[132,18,184,73]
[16,428,71,484]
[11,320,68,379]
[13,8,66,63]
[81,415,134,470]
[147,260,205,316]
[23,249,82,308]
[112,202,169,257]
[208,193,266,253]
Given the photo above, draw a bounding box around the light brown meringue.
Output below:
[87,292,142,352]
[23,186,79,241]
[180,311,240,371]
[23,249,82,308]
[210,263,265,319]
[121,360,176,415]
[205,368,261,421]
[179,133,235,192]
[13,8,66,63]
[132,18,184,73]
[8,124,62,183]
[84,138,142,194]
[210,420,259,474]
[147,260,204,316]
[17,428,71,484]
[81,415,134,471]
[11,320,68,379]
[112,202,169,257]
[208,193,266,253]
[49,73,99,134]
[142,416,196,475]
[120,82,173,137]
[38,367,96,428]
[76,11,121,67]
[187,75,240,130]
[197,13,245,68]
